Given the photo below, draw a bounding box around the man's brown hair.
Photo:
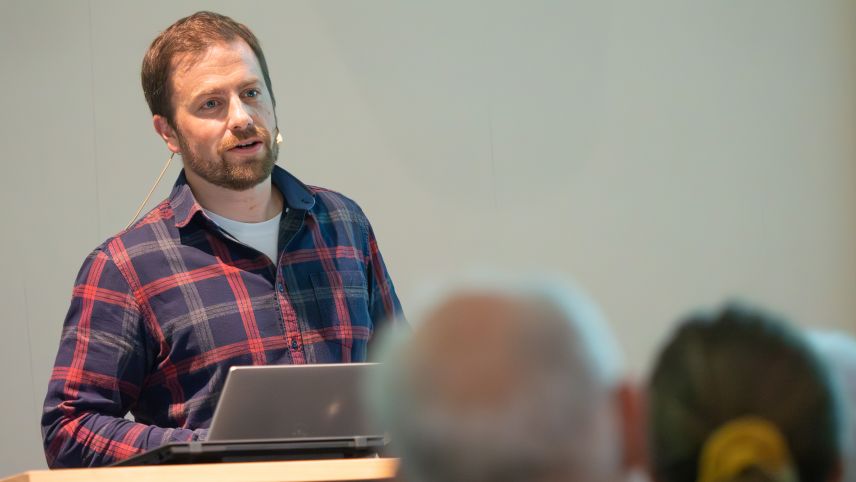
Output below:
[141,11,276,127]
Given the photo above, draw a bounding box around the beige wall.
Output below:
[1,0,854,475]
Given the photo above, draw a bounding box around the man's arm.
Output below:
[364,223,405,335]
[42,247,205,468]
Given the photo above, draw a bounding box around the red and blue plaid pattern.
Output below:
[41,166,404,467]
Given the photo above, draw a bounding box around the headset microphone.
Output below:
[125,152,175,230]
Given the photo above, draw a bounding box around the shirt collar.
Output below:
[170,165,316,228]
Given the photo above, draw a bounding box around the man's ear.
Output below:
[153,115,181,154]
[616,381,647,474]
[828,457,843,482]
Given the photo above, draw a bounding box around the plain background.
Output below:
[1,0,855,475]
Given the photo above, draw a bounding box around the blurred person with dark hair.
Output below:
[371,279,644,482]
[809,330,856,482]
[648,305,844,482]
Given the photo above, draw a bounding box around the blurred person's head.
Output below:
[648,304,844,482]
[373,278,642,482]
[808,330,856,482]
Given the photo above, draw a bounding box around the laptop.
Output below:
[114,363,386,466]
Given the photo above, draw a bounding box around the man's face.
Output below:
[159,40,278,191]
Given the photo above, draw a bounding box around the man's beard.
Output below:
[177,125,278,191]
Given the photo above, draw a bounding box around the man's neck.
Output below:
[185,170,284,223]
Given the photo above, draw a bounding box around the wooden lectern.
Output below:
[0,458,399,482]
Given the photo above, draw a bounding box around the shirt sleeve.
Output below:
[364,222,406,344]
[41,246,206,468]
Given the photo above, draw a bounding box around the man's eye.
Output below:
[202,100,219,109]
[245,88,260,98]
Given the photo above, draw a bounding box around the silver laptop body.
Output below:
[207,362,384,444]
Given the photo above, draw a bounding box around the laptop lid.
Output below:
[207,363,383,442]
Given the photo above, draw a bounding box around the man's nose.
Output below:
[228,97,253,131]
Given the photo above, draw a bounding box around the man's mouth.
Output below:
[229,140,262,151]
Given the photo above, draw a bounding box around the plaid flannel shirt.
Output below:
[42,166,403,467]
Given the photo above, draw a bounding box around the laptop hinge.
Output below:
[188,441,204,454]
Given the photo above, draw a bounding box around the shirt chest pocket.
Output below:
[308,271,373,338]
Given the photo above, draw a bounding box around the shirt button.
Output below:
[276,282,284,293]
[290,338,299,350]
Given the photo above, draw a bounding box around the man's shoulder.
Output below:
[70,198,177,288]
[92,199,178,259]
[307,185,368,220]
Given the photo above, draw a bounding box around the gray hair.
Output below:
[369,276,624,482]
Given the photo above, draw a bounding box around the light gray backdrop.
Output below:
[1,0,855,475]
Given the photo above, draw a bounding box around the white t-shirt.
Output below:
[204,209,282,263]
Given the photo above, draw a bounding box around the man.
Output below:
[371,279,643,482]
[42,11,403,468]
